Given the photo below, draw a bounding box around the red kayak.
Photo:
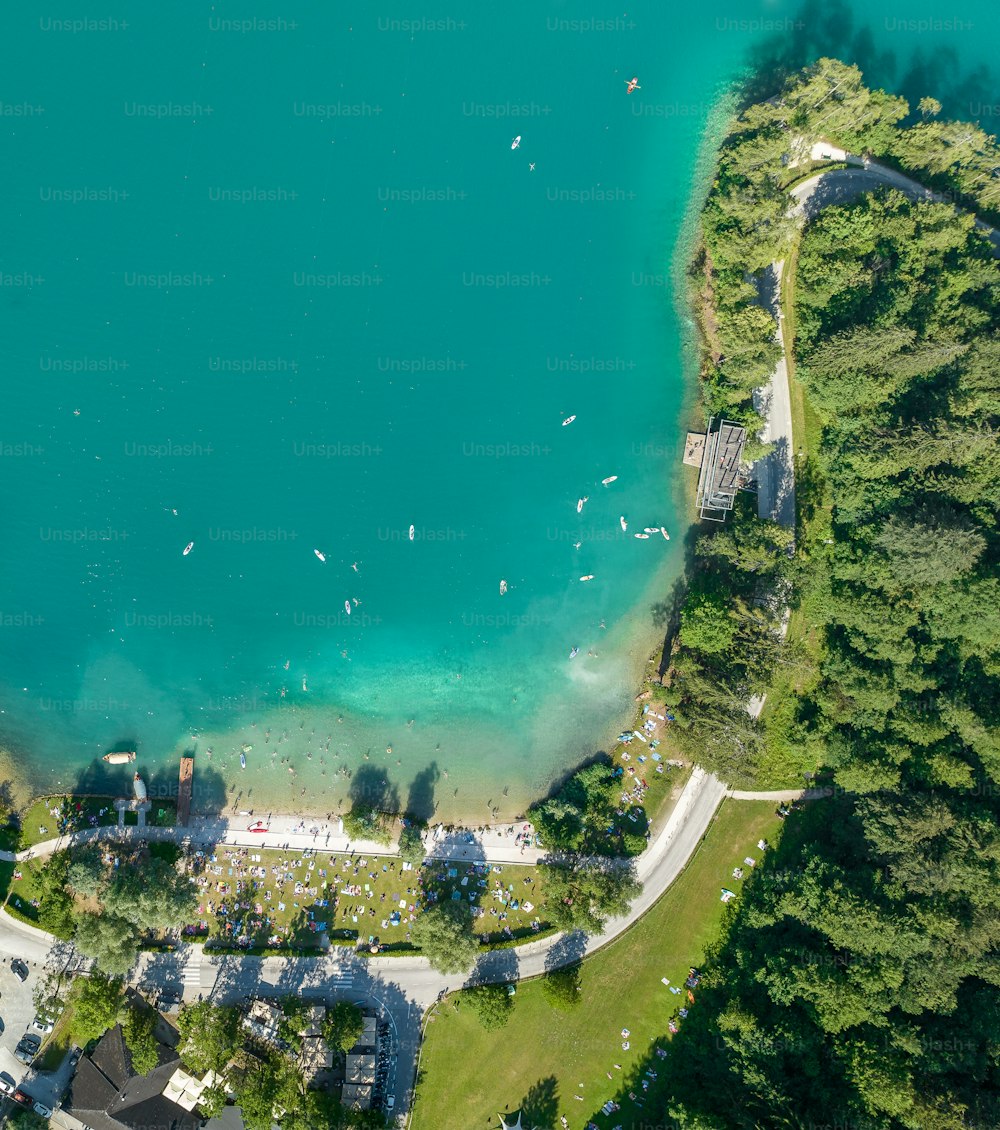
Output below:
[247,822,269,834]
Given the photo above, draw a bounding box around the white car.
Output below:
[31,1016,54,1034]
[0,1078,15,1096]
[33,1101,54,1118]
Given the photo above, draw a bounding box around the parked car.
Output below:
[33,1101,54,1118]
[31,1016,54,1034]
[14,1033,41,1064]
[386,1096,395,1111]
[0,1077,15,1096]
[11,1089,32,1106]
[10,959,29,982]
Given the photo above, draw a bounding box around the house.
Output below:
[62,1023,204,1130]
[241,998,283,1046]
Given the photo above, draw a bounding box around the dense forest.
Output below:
[650,61,1000,1129]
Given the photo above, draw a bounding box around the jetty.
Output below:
[693,416,747,521]
[178,756,194,826]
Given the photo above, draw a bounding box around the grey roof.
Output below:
[64,1023,200,1130]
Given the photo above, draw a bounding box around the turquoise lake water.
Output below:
[1,1,997,818]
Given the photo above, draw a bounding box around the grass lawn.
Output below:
[17,795,119,849]
[5,855,48,923]
[411,800,782,1130]
[147,799,177,827]
[0,859,13,903]
[34,1004,75,1072]
[181,847,551,952]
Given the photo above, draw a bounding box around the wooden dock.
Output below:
[177,756,194,826]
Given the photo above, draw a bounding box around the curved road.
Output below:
[753,145,999,532]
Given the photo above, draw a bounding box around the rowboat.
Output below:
[103,750,136,765]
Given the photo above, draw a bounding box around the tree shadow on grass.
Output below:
[518,1075,559,1129]
[542,930,587,974]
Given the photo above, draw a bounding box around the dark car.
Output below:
[14,1033,41,1065]
[10,958,29,982]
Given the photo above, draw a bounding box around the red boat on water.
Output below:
[625,76,641,93]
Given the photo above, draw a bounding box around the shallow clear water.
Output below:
[1,1,997,817]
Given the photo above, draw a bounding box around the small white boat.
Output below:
[103,750,136,765]
[511,135,521,150]
[344,600,352,616]
[620,516,627,532]
[660,526,670,540]
[562,415,576,426]
[602,476,618,486]
[577,496,588,514]
[240,752,247,770]
[499,579,508,595]
[314,549,326,563]
[182,541,194,556]
[408,524,415,541]
[579,574,594,582]
[133,773,147,801]
[634,532,650,540]
[644,527,659,534]
[569,646,579,659]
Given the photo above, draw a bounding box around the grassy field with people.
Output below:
[411,800,781,1130]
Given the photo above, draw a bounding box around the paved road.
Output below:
[2,813,543,869]
[751,149,999,534]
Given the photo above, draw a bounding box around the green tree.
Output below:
[681,595,738,655]
[397,823,426,867]
[6,1111,49,1129]
[73,912,139,976]
[122,1006,160,1075]
[540,859,642,935]
[66,845,107,898]
[31,850,76,938]
[176,1001,242,1075]
[530,797,585,852]
[323,1000,365,1053]
[410,900,479,974]
[874,504,985,589]
[102,856,197,930]
[465,983,514,1031]
[541,965,582,1010]
[342,805,392,845]
[68,973,125,1046]
[198,1085,227,1120]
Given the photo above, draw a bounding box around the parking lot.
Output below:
[0,957,73,1118]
